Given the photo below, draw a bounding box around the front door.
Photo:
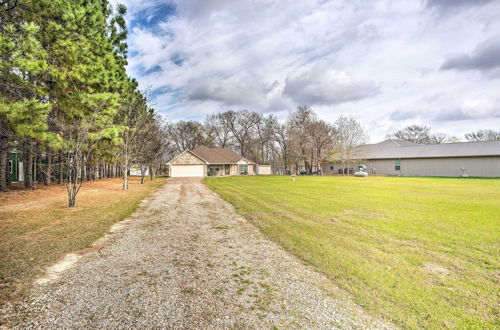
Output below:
[7,153,18,182]
[224,164,230,175]
[8,160,15,182]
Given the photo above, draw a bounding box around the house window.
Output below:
[395,161,401,171]
[330,165,334,170]
[238,164,248,173]
[8,160,13,174]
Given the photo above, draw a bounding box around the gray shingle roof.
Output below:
[355,139,500,159]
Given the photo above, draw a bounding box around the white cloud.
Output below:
[115,0,500,141]
[441,36,500,78]
[283,62,380,105]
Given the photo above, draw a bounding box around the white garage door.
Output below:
[171,165,205,178]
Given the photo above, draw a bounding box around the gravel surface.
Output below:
[1,178,391,329]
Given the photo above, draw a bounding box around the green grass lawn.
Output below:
[205,175,500,329]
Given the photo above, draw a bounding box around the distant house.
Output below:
[168,146,265,178]
[323,139,500,178]
[6,149,39,183]
[129,165,149,176]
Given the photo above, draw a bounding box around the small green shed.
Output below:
[8,152,20,182]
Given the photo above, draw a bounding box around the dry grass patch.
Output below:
[0,176,166,307]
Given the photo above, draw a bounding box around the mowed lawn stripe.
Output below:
[219,178,496,259]
[205,176,500,329]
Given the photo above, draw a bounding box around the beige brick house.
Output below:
[168,146,257,177]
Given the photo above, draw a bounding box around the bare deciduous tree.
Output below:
[223,110,259,159]
[58,99,118,207]
[464,129,500,142]
[332,116,369,175]
[387,125,432,144]
[387,125,463,145]
[205,113,234,148]
[168,120,213,153]
[428,133,461,144]
[117,89,152,190]
[135,115,166,183]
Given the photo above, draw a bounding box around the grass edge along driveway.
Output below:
[205,175,500,329]
[0,177,166,308]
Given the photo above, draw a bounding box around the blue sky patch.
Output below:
[129,2,177,30]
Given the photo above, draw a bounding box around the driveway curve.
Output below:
[3,178,390,329]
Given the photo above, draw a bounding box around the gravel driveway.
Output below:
[2,178,390,329]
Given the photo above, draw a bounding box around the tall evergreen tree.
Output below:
[0,0,164,205]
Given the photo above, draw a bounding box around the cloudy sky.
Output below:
[111,0,500,141]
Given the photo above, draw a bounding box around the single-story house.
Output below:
[323,139,500,177]
[168,146,259,178]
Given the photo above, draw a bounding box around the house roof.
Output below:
[354,139,500,159]
[191,146,255,164]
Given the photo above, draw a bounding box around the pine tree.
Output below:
[0,16,60,190]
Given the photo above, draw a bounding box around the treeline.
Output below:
[387,125,500,144]
[0,1,167,206]
[166,106,368,174]
[166,110,499,175]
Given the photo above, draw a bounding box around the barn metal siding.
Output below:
[397,157,500,177]
[323,157,500,177]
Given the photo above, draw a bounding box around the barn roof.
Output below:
[355,139,500,159]
[191,146,255,164]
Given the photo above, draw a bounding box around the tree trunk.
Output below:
[58,152,63,184]
[33,149,38,184]
[149,165,155,181]
[103,161,107,178]
[36,147,42,184]
[122,158,128,190]
[36,145,43,184]
[45,153,52,185]
[140,165,146,184]
[82,164,87,182]
[122,140,129,189]
[66,166,79,207]
[24,141,33,188]
[65,154,85,208]
[0,136,8,192]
